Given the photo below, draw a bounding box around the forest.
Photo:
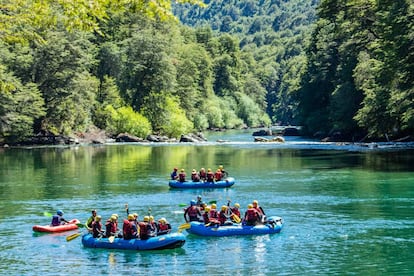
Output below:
[0,0,413,144]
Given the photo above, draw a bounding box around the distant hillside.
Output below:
[173,0,319,124]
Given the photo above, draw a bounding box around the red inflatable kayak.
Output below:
[32,219,80,233]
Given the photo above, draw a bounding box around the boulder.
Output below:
[252,129,272,136]
[116,133,144,142]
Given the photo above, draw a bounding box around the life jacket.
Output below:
[92,221,102,238]
[171,171,178,180]
[191,173,200,182]
[199,171,207,180]
[202,212,210,224]
[254,206,265,216]
[105,221,117,236]
[186,206,200,221]
[209,209,218,219]
[231,208,241,218]
[157,223,171,235]
[246,209,259,221]
[122,219,133,240]
[215,171,222,181]
[51,215,62,226]
[218,211,227,225]
[139,222,153,240]
[206,172,214,182]
[178,172,186,182]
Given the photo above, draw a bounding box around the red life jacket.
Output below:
[123,219,132,239]
[215,171,222,181]
[179,172,186,182]
[246,209,259,221]
[209,209,218,219]
[218,211,227,224]
[158,223,169,231]
[207,172,214,182]
[187,206,199,217]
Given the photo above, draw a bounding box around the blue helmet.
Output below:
[57,210,63,216]
[190,200,196,206]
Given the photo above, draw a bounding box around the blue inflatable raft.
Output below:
[81,232,186,250]
[169,177,235,189]
[186,216,283,237]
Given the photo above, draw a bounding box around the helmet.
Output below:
[181,168,185,172]
[234,203,240,208]
[201,168,205,171]
[143,216,149,222]
[174,167,178,171]
[112,213,119,219]
[219,165,223,169]
[132,213,138,218]
[208,168,212,172]
[95,215,101,222]
[158,217,166,223]
[221,205,227,211]
[190,200,196,206]
[128,214,135,220]
[197,195,202,199]
[192,169,196,173]
[205,206,210,211]
[110,215,117,222]
[253,200,258,205]
[248,204,253,209]
[149,215,154,221]
[211,203,217,209]
[57,210,63,216]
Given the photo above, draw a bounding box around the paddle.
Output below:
[177,223,190,233]
[108,236,115,243]
[66,232,81,241]
[43,211,53,217]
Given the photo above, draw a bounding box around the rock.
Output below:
[252,129,272,136]
[282,127,300,136]
[180,133,207,143]
[116,133,144,142]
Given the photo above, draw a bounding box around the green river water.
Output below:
[0,130,413,275]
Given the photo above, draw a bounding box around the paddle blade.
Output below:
[108,236,115,243]
[66,233,81,242]
[76,223,86,228]
[208,200,217,204]
[43,212,53,217]
[178,203,187,207]
[177,223,190,232]
[232,214,241,223]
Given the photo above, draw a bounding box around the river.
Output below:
[0,130,413,275]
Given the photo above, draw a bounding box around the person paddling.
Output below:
[92,215,104,238]
[86,209,97,230]
[51,210,69,226]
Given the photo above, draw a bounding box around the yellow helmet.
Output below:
[204,206,211,211]
[158,217,166,223]
[208,168,212,172]
[112,213,119,219]
[95,215,101,222]
[127,214,134,220]
[211,203,217,209]
[143,216,149,222]
[149,215,154,221]
[221,205,227,211]
[181,168,185,172]
[132,213,138,218]
[234,203,240,208]
[110,215,117,222]
[253,200,258,205]
[248,204,253,209]
[219,165,223,169]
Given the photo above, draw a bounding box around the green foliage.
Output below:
[159,96,194,138]
[0,65,45,142]
[105,106,152,138]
